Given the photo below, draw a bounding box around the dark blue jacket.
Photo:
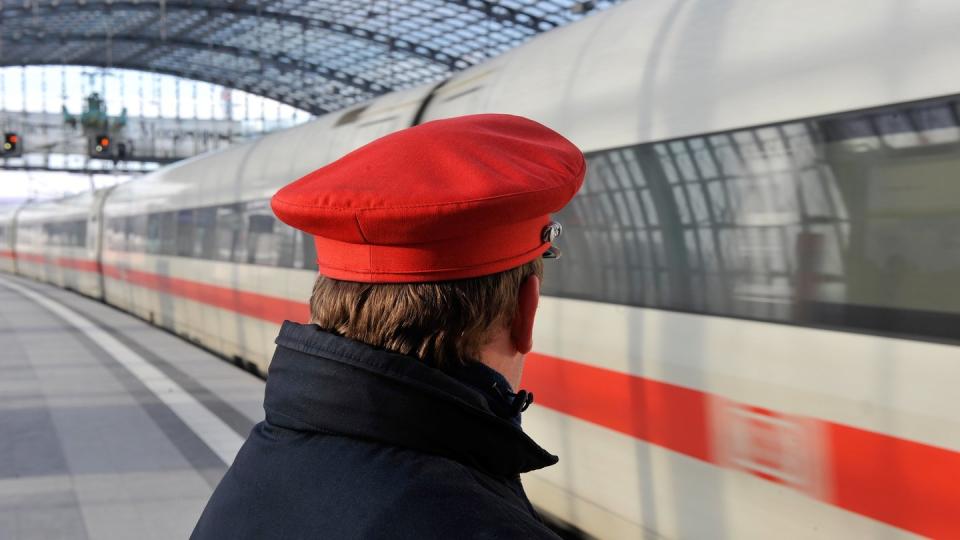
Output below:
[192,321,561,539]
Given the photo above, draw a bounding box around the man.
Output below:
[192,114,585,539]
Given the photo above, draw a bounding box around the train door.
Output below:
[10,205,25,275]
[89,187,114,299]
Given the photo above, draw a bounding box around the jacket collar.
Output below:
[265,321,558,477]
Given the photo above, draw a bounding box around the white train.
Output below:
[3,0,960,537]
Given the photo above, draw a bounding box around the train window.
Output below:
[39,220,86,247]
[194,207,218,259]
[74,220,87,247]
[146,213,162,254]
[106,218,125,251]
[245,200,278,266]
[42,223,61,246]
[128,215,148,253]
[215,204,245,262]
[276,222,297,268]
[300,232,318,271]
[543,96,960,343]
[114,201,314,268]
[176,209,195,257]
[41,223,53,246]
[159,212,178,255]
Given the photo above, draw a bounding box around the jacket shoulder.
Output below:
[193,424,560,540]
[355,458,560,540]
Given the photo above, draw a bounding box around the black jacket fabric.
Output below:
[191,321,561,539]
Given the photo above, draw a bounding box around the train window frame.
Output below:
[299,232,318,271]
[175,209,196,257]
[146,213,162,254]
[159,212,178,256]
[543,93,960,345]
[130,215,148,253]
[214,204,245,263]
[194,207,218,259]
[244,200,279,266]
[110,200,307,268]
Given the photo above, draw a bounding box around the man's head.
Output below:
[272,114,584,383]
[309,258,542,370]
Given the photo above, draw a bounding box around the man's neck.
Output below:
[478,331,524,390]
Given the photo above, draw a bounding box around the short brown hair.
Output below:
[309,259,543,368]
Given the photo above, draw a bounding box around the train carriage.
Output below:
[98,84,436,373]
[419,2,960,537]
[0,203,20,274]
[3,0,960,538]
[12,191,106,298]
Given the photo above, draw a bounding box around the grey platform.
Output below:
[0,274,265,540]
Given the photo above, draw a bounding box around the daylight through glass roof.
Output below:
[0,0,621,115]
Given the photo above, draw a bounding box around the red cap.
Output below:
[271,113,585,282]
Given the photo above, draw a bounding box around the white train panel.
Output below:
[533,297,960,453]
[424,0,960,153]
[100,253,313,373]
[523,409,917,540]
[323,84,436,162]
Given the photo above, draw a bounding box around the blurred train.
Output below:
[3,0,960,538]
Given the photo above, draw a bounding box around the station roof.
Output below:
[0,0,619,115]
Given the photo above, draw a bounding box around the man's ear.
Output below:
[510,274,540,355]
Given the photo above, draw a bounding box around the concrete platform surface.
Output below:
[0,274,265,540]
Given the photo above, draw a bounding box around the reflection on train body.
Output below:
[551,97,960,342]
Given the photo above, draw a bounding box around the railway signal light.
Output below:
[90,134,112,158]
[2,132,22,157]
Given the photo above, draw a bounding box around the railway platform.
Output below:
[0,274,264,540]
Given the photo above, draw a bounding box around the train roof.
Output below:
[0,203,23,223]
[422,0,960,151]
[17,190,101,224]
[103,83,436,215]
[77,0,960,215]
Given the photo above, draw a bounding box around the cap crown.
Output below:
[272,113,585,282]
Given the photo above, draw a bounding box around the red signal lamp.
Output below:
[92,134,112,157]
[2,132,21,156]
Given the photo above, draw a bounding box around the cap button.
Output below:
[541,221,562,243]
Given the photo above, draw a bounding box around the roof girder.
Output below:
[0,0,614,115]
[0,0,469,69]
[6,30,393,109]
[4,60,326,114]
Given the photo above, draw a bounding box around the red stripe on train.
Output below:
[523,353,960,539]
[14,255,307,323]
[15,252,99,272]
[101,264,308,323]
[21,254,960,538]
[522,354,711,462]
[829,423,959,539]
[60,258,99,272]
[16,253,46,264]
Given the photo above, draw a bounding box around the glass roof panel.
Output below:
[0,0,621,115]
